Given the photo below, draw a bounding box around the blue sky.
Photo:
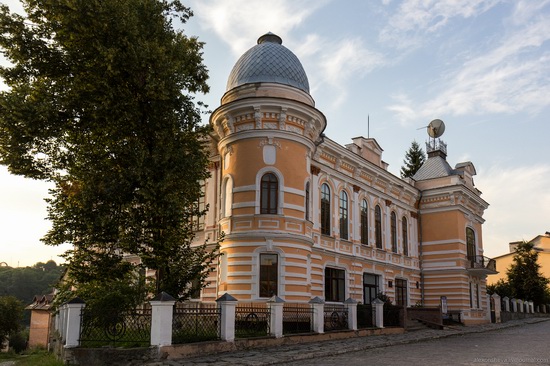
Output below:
[1,0,549,266]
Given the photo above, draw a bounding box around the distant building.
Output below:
[188,32,495,325]
[487,232,550,285]
[26,294,54,348]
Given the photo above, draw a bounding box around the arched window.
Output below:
[305,182,310,221]
[339,191,349,240]
[360,200,368,245]
[375,205,382,249]
[402,217,408,256]
[391,212,397,253]
[321,184,331,235]
[261,173,278,214]
[466,227,476,261]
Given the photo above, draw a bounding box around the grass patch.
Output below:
[0,349,63,366]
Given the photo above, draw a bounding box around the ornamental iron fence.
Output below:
[235,303,270,338]
[172,302,220,344]
[282,303,313,335]
[357,304,373,328]
[383,304,403,327]
[324,304,348,331]
[79,304,151,347]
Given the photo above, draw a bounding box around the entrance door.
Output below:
[363,273,379,304]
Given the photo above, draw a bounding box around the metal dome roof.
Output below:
[226,32,310,94]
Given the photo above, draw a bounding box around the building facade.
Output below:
[194,33,494,325]
[487,232,550,286]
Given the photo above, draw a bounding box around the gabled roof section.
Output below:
[413,155,457,181]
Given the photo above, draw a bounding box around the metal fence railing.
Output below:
[172,302,220,344]
[324,304,348,331]
[383,304,403,327]
[357,304,373,328]
[235,303,270,338]
[283,303,314,335]
[79,304,151,347]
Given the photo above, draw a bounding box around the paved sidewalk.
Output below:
[150,317,550,366]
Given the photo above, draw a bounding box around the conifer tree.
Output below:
[0,0,221,302]
[400,140,426,179]
[506,241,550,304]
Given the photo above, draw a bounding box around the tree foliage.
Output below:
[0,296,24,344]
[506,241,550,304]
[0,261,64,302]
[0,0,221,303]
[400,140,426,179]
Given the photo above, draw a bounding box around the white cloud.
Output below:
[191,0,329,56]
[380,0,500,49]
[387,12,550,123]
[477,164,550,258]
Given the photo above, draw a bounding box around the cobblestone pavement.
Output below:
[150,318,550,366]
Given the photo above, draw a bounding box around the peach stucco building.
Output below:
[193,33,495,325]
[487,232,550,286]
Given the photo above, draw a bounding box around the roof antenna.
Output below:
[367,114,370,138]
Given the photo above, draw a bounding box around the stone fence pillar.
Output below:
[502,296,510,312]
[529,301,534,314]
[268,296,284,338]
[309,297,325,334]
[150,292,176,346]
[345,298,358,331]
[64,298,85,348]
[491,294,501,323]
[518,299,524,313]
[372,298,384,328]
[216,293,237,342]
[511,298,517,312]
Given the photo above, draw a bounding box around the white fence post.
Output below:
[491,294,501,323]
[344,298,358,331]
[511,298,517,312]
[150,292,176,346]
[518,299,524,313]
[64,298,85,348]
[309,297,325,334]
[372,298,384,328]
[268,296,284,338]
[216,293,237,342]
[502,296,510,312]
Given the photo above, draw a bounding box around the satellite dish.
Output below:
[427,119,445,138]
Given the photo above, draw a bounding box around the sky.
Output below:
[1,0,549,267]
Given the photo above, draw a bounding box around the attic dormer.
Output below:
[455,161,477,188]
[347,136,388,170]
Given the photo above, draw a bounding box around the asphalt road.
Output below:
[282,321,550,366]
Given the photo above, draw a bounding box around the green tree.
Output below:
[0,0,220,302]
[0,296,24,344]
[506,241,550,304]
[486,279,513,298]
[400,140,426,179]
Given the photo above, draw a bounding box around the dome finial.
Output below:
[258,32,282,45]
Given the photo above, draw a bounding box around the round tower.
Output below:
[211,33,326,301]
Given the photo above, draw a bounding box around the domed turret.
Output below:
[226,32,310,94]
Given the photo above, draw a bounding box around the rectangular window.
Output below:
[360,201,368,245]
[476,283,480,309]
[469,282,474,308]
[259,254,278,297]
[363,273,379,304]
[192,181,205,231]
[321,184,331,236]
[325,267,345,302]
[395,279,407,306]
